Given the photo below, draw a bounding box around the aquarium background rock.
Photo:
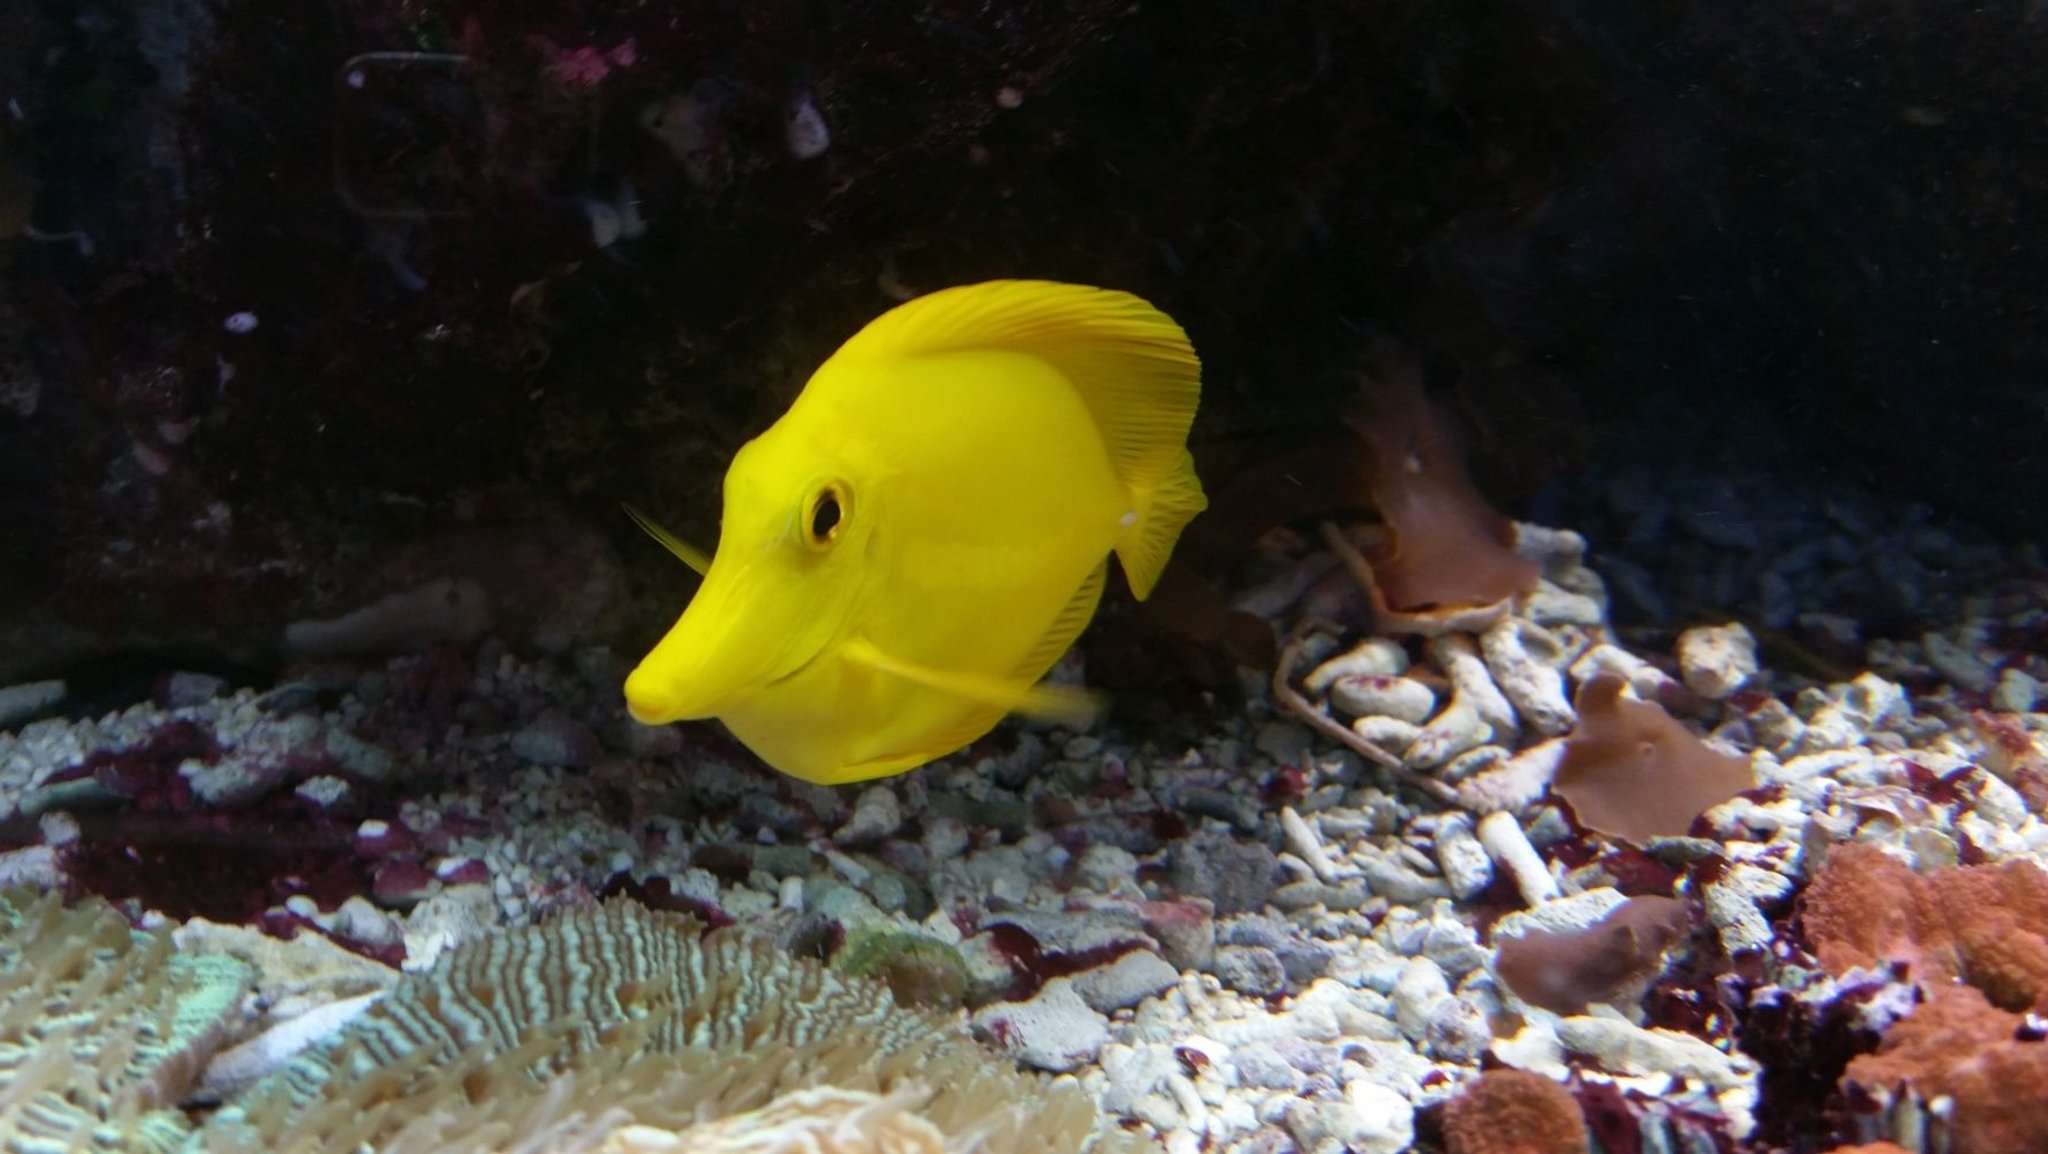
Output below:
[0,0,2044,681]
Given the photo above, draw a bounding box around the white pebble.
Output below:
[1432,813,1495,901]
[1408,697,1492,769]
[1521,578,1606,627]
[1512,522,1588,573]
[1475,811,1558,906]
[1493,887,1628,941]
[1390,957,1450,1041]
[1992,667,2040,714]
[1677,622,1759,700]
[1569,643,1679,700]
[1344,1081,1416,1154]
[1305,638,1409,692]
[1703,863,1789,955]
[1839,672,1912,728]
[1352,715,1424,753]
[1744,696,1807,753]
[922,816,970,861]
[1454,739,1563,813]
[1280,806,1343,883]
[1074,844,1140,893]
[1166,1072,1209,1134]
[1969,770,2031,826]
[833,785,903,845]
[1555,1013,1757,1091]
[971,977,1111,1072]
[36,811,80,846]
[1329,675,1437,724]
[1428,635,1519,735]
[1491,1018,1568,1078]
[1767,748,1871,786]
[1923,631,1996,693]
[1481,618,1575,737]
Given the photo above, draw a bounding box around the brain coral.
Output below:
[0,889,253,1154]
[1440,1068,1590,1154]
[202,895,1132,1154]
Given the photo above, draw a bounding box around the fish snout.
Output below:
[623,661,713,725]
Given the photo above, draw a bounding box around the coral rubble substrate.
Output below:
[1,474,2046,1154]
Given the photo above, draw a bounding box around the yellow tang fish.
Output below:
[623,280,1207,785]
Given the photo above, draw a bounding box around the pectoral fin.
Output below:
[623,503,711,576]
[843,637,1104,727]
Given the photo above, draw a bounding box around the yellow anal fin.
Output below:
[622,503,711,576]
[1012,562,1107,685]
[843,637,1104,727]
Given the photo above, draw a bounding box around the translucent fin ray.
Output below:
[1010,562,1107,686]
[821,280,1202,493]
[1117,448,1207,600]
[623,503,711,576]
[819,279,1209,601]
[842,637,1104,727]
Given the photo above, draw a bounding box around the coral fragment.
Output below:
[203,896,1129,1154]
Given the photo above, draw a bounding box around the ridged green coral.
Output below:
[202,896,1134,1154]
[0,890,254,1154]
[0,889,1128,1154]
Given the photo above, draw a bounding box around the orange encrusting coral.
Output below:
[1440,1068,1591,1154]
[1842,986,2048,1154]
[1801,842,2048,1013]
[1549,673,1756,846]
[1345,356,1541,615]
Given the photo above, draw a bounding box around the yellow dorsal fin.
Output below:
[622,503,711,576]
[1011,561,1107,686]
[842,637,1103,727]
[822,279,1208,601]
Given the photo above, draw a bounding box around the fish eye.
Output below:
[802,481,849,550]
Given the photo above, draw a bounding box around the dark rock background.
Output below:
[1,0,2044,686]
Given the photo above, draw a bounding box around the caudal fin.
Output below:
[1117,447,1207,600]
